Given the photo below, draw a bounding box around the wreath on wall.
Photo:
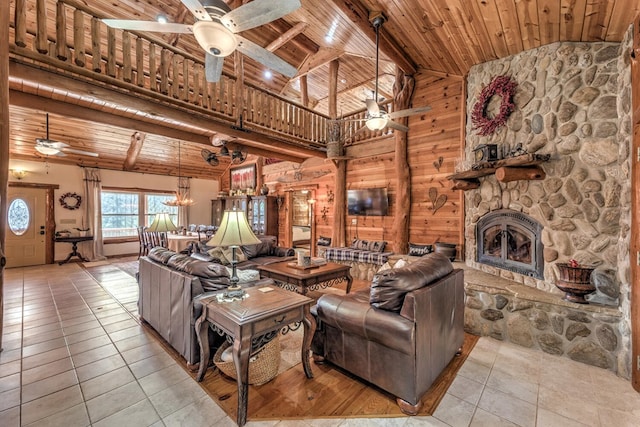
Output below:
[59,192,82,210]
[471,75,518,136]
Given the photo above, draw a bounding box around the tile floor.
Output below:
[1,261,640,427]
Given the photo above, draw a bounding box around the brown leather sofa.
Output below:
[311,253,464,415]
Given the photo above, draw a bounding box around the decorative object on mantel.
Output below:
[433,156,444,171]
[471,75,518,136]
[428,187,447,214]
[555,260,596,304]
[59,192,82,210]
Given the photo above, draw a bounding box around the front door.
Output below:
[5,187,47,267]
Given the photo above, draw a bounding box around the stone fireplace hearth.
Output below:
[461,30,632,377]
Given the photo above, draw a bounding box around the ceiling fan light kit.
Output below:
[193,20,237,56]
[35,143,60,156]
[365,116,388,131]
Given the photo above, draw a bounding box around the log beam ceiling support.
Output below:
[9,62,321,162]
[329,59,346,247]
[296,47,344,78]
[392,67,414,254]
[123,131,145,171]
[266,22,309,52]
[329,0,417,75]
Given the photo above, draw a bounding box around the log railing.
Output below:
[10,0,329,147]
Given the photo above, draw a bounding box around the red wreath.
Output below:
[471,75,518,136]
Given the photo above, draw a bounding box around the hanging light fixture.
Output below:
[163,141,195,207]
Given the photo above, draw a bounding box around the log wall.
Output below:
[261,71,464,255]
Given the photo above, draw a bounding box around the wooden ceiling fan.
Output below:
[35,114,99,158]
[103,0,300,83]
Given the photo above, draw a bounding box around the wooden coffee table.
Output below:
[257,261,353,295]
[194,285,315,427]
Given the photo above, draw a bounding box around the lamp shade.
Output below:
[147,213,178,232]
[207,210,261,247]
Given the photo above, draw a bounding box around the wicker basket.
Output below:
[213,337,280,386]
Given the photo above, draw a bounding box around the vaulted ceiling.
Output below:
[9,0,640,179]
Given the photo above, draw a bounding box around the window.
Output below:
[101,190,178,238]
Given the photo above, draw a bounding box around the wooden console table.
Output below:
[195,285,315,426]
[55,235,93,264]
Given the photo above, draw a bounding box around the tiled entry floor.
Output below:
[1,261,639,427]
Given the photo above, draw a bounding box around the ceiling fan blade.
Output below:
[220,0,301,33]
[180,0,212,22]
[365,99,380,115]
[102,19,193,33]
[235,36,297,78]
[36,139,68,148]
[205,53,224,82]
[62,148,100,157]
[386,120,409,132]
[387,105,432,119]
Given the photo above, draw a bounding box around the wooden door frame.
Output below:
[9,182,59,264]
[283,184,318,252]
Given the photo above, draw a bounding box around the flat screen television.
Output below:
[347,188,389,216]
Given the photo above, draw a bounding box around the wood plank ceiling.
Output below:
[8,0,640,179]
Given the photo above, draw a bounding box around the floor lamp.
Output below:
[207,209,261,298]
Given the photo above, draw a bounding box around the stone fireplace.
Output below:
[460,31,632,377]
[476,209,544,279]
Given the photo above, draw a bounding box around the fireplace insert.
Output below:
[476,209,544,278]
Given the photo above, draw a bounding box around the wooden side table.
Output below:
[195,285,316,427]
[55,235,93,264]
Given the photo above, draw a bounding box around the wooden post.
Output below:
[0,0,10,351]
[14,0,26,48]
[91,17,101,72]
[235,51,244,123]
[328,59,346,247]
[55,2,67,60]
[107,27,116,77]
[73,9,85,67]
[135,37,144,87]
[300,74,309,107]
[35,0,48,54]
[392,68,415,255]
[122,32,132,82]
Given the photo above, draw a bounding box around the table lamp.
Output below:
[207,209,261,298]
[147,212,178,232]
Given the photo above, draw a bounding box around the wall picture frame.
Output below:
[230,164,256,191]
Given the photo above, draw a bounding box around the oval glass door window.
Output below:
[8,198,30,236]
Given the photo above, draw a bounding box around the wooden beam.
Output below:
[495,166,545,182]
[266,22,309,52]
[299,75,309,108]
[123,131,145,171]
[266,20,318,55]
[8,62,324,160]
[296,47,344,78]
[329,0,417,75]
[328,60,339,119]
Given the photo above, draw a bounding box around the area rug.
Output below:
[193,332,478,422]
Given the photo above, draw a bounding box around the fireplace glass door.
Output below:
[477,209,543,278]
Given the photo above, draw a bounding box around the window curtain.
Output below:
[178,176,190,228]
[81,168,106,261]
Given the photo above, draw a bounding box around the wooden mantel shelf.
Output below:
[447,154,551,190]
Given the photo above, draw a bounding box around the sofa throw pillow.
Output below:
[207,247,230,265]
[148,247,176,264]
[370,252,453,312]
[367,240,387,252]
[317,236,332,246]
[222,247,247,264]
[376,258,407,274]
[408,243,433,257]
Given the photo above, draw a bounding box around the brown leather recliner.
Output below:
[311,253,464,415]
